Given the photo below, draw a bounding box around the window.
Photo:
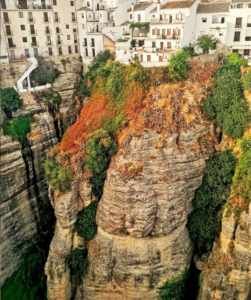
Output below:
[138,14,141,21]
[234,31,240,41]
[237,4,243,8]
[68,46,72,54]
[67,35,70,40]
[73,28,77,33]
[54,12,59,21]
[152,41,156,48]
[152,29,156,35]
[70,1,74,6]
[245,29,251,41]
[85,48,88,56]
[18,12,24,18]
[212,17,219,24]
[235,17,242,28]
[21,25,25,30]
[249,4,251,8]
[147,55,151,62]
[48,47,53,56]
[202,18,207,23]
[59,47,63,55]
[23,37,27,42]
[53,0,57,5]
[92,48,95,57]
[56,27,60,33]
[153,15,155,17]
[219,33,223,36]
[247,15,251,27]
[87,1,90,7]
[221,17,225,24]
[91,38,95,46]
[82,24,85,29]
[130,14,132,19]
[82,13,84,18]
[84,38,87,46]
[75,45,78,53]
[66,24,69,29]
[244,49,250,55]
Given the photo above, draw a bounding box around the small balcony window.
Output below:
[202,18,207,23]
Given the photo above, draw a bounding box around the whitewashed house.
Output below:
[226,0,251,56]
[195,2,230,48]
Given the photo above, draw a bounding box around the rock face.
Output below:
[0,55,83,286]
[199,207,251,300]
[46,126,215,300]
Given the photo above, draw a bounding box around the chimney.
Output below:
[131,3,134,12]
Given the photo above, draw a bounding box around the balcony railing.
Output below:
[156,35,181,40]
[9,44,16,48]
[133,32,147,37]
[45,29,52,34]
[46,40,53,45]
[43,17,51,23]
[30,30,37,35]
[235,24,242,28]
[54,17,60,22]
[74,39,78,43]
[83,42,88,47]
[56,40,62,45]
[72,18,77,22]
[90,43,95,47]
[31,41,39,47]
[247,23,251,27]
[87,28,101,33]
[27,17,35,23]
[96,5,107,10]
[151,18,184,24]
[3,17,11,23]
[6,30,13,36]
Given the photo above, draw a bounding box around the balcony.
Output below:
[56,29,61,34]
[90,43,95,47]
[3,17,11,24]
[43,17,51,23]
[72,18,77,23]
[45,29,52,35]
[235,24,242,28]
[74,39,78,43]
[30,30,37,35]
[245,37,251,41]
[247,23,251,27]
[54,17,60,22]
[46,40,53,46]
[96,5,107,10]
[133,32,148,37]
[56,40,62,46]
[151,18,184,25]
[83,42,88,47]
[87,28,102,33]
[27,17,35,23]
[9,44,16,48]
[156,35,181,40]
[31,41,39,47]
[6,30,13,36]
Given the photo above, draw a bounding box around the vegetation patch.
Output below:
[44,159,72,192]
[195,34,220,54]
[65,248,88,278]
[168,50,190,81]
[0,88,23,118]
[243,69,251,92]
[158,269,189,300]
[226,136,251,218]
[75,201,98,241]
[86,130,117,198]
[130,22,150,29]
[187,151,236,253]
[31,56,60,85]
[201,55,251,139]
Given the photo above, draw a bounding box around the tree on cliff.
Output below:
[195,34,221,54]
[0,87,23,118]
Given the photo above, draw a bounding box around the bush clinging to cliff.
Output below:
[75,201,98,241]
[168,50,190,81]
[243,69,251,92]
[158,269,189,300]
[65,248,88,278]
[44,160,71,192]
[201,59,251,139]
[0,88,23,117]
[187,151,236,253]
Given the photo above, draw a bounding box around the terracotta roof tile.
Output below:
[128,2,154,12]
[151,1,195,12]
[197,2,230,13]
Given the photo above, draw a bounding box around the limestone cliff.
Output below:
[45,55,224,300]
[0,55,83,286]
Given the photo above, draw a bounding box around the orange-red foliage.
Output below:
[58,96,108,153]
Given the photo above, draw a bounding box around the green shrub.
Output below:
[130,22,150,29]
[86,130,117,198]
[31,56,60,85]
[131,39,136,48]
[65,248,88,278]
[243,69,251,92]
[187,151,236,253]
[80,50,113,96]
[1,116,31,147]
[158,270,189,300]
[195,34,221,54]
[45,90,61,110]
[226,137,251,217]
[44,160,71,192]
[168,50,190,81]
[117,38,129,43]
[182,45,198,58]
[0,88,23,117]
[21,147,31,156]
[201,60,251,139]
[75,201,98,241]
[227,53,248,67]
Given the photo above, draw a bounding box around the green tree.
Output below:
[187,151,236,253]
[65,248,88,278]
[168,50,190,81]
[31,56,60,85]
[75,201,98,241]
[227,52,248,67]
[0,88,23,117]
[158,270,189,300]
[195,34,221,54]
[243,69,251,92]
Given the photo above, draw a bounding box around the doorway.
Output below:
[25,49,30,58]
[33,48,38,57]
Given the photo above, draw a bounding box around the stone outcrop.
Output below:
[199,207,251,300]
[0,55,84,286]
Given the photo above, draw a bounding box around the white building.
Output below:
[226,0,251,56]
[195,2,230,47]
[77,0,135,66]
[0,0,82,64]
